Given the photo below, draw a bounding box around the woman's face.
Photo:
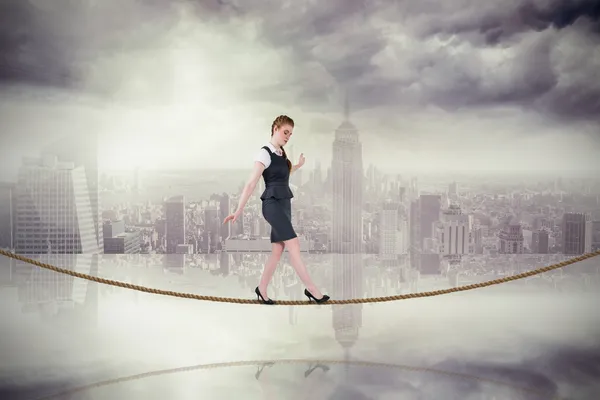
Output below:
[273,124,293,146]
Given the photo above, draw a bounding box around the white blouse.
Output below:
[254,142,283,169]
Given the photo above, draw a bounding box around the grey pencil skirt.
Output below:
[261,197,297,243]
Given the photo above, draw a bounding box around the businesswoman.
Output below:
[224,115,330,305]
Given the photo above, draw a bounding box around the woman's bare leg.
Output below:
[284,237,323,298]
[258,242,285,299]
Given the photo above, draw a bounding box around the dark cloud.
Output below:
[409,0,600,42]
[231,0,600,121]
[0,0,180,89]
[0,0,598,123]
[0,0,72,88]
[405,30,560,111]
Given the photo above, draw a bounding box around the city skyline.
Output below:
[0,2,598,298]
[1,0,599,178]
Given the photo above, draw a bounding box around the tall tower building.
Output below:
[448,182,458,197]
[531,229,549,253]
[585,220,600,253]
[165,195,186,254]
[14,155,101,254]
[331,95,364,254]
[313,160,323,187]
[42,132,102,251]
[379,201,407,258]
[204,201,220,253]
[219,193,231,241]
[418,194,441,248]
[409,199,420,253]
[410,177,419,200]
[562,213,586,255]
[0,182,17,250]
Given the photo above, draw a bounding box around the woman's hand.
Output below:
[297,153,305,168]
[223,210,242,224]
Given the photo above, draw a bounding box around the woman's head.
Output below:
[270,115,294,171]
[270,115,294,147]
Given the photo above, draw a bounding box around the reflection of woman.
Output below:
[224,115,329,305]
[255,362,275,400]
[255,361,334,400]
[301,364,335,400]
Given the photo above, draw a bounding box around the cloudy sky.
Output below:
[0,0,598,178]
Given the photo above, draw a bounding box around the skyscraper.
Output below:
[379,201,407,258]
[438,205,473,256]
[204,201,220,252]
[331,96,363,254]
[0,182,16,250]
[409,199,420,252]
[165,195,186,254]
[562,213,586,255]
[419,194,441,247]
[219,193,231,241]
[532,229,549,253]
[42,131,102,251]
[15,155,100,254]
[584,220,600,252]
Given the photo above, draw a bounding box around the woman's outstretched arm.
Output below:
[235,161,265,213]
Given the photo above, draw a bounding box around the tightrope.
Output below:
[1,249,599,305]
[34,358,563,400]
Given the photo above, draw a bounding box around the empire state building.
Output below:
[330,97,364,254]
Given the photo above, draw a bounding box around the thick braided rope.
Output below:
[34,358,563,400]
[1,249,599,305]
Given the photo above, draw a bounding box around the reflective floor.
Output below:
[1,252,599,399]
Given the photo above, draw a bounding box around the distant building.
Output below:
[330,97,363,254]
[415,253,441,275]
[448,182,458,197]
[204,202,220,253]
[437,205,473,256]
[562,213,586,255]
[103,220,141,254]
[498,217,524,254]
[165,195,186,254]
[0,182,16,250]
[531,229,549,253]
[584,220,600,253]
[419,194,442,248]
[379,201,408,259]
[219,193,231,241]
[42,132,102,251]
[14,155,101,254]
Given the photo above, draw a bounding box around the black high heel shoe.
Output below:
[304,288,330,303]
[255,287,275,305]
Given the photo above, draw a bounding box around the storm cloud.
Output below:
[0,0,598,174]
[1,0,598,119]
